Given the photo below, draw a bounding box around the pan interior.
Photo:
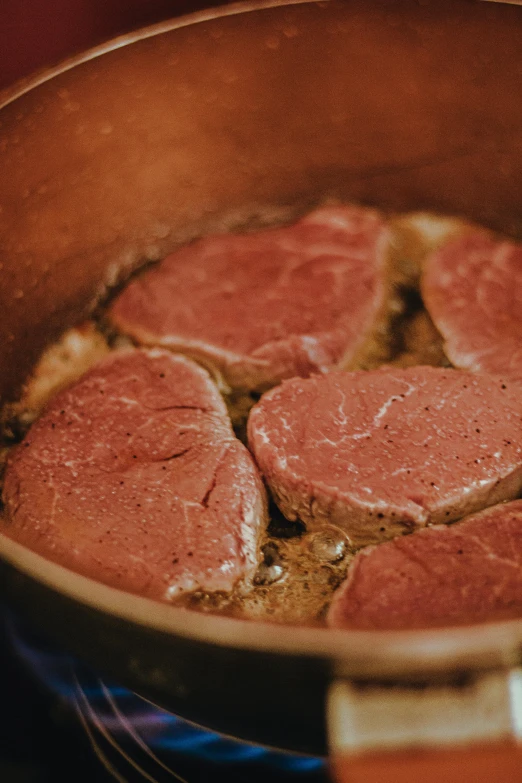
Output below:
[1,0,522,678]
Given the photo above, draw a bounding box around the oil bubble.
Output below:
[308,527,349,563]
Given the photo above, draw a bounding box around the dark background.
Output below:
[0,1,232,90]
[0,612,93,783]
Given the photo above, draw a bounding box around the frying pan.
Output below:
[2,1,522,780]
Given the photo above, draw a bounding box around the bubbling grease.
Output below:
[0,207,481,625]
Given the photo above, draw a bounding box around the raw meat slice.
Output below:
[247,367,522,546]
[327,499,522,630]
[422,232,522,379]
[108,206,391,393]
[1,349,266,600]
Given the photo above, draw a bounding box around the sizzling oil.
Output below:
[0,208,476,625]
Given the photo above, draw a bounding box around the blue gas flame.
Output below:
[5,611,324,775]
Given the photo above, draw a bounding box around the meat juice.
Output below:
[3,206,522,629]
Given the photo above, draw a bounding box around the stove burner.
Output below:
[5,612,325,782]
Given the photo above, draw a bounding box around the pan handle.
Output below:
[330,743,522,783]
[327,668,522,782]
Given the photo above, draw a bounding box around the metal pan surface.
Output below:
[1,0,522,755]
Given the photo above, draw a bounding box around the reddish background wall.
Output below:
[0,1,228,89]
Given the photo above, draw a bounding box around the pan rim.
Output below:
[2,0,522,680]
[0,0,319,110]
[2,528,522,678]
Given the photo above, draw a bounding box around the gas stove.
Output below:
[0,608,326,783]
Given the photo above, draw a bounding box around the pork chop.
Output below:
[328,499,522,630]
[247,367,522,546]
[108,206,391,393]
[422,232,522,379]
[1,349,267,600]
